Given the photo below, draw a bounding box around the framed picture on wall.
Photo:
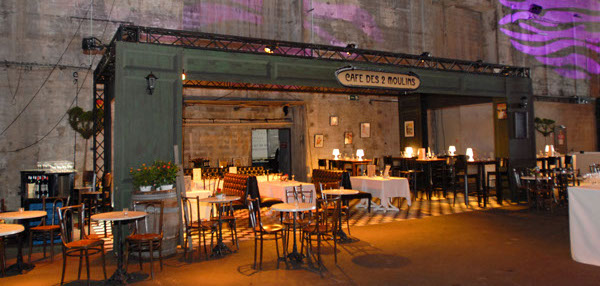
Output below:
[404,121,415,137]
[330,116,339,126]
[497,103,507,119]
[314,134,324,148]
[344,132,353,145]
[360,122,370,138]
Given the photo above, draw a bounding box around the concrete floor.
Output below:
[2,204,599,286]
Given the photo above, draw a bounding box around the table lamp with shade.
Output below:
[333,149,340,160]
[356,149,365,160]
[448,145,456,156]
[466,148,474,162]
[405,147,414,158]
[545,145,555,156]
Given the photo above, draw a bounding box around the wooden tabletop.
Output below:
[0,210,47,220]
[0,224,25,236]
[91,211,147,221]
[270,202,315,212]
[198,195,240,204]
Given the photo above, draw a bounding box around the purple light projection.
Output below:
[498,0,600,79]
[183,0,383,47]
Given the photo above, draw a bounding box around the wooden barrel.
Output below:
[131,188,181,258]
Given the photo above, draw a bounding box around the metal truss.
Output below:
[94,25,530,82]
[93,83,105,179]
[183,80,396,96]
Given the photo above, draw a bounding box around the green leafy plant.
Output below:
[129,163,157,188]
[153,160,179,185]
[534,117,556,145]
[67,107,104,182]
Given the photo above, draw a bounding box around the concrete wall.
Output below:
[428,103,495,158]
[1,0,597,209]
[182,89,400,181]
[533,102,597,153]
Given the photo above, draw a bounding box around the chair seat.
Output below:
[31,225,60,231]
[212,215,236,221]
[257,224,284,233]
[127,233,162,241]
[189,220,217,230]
[65,238,104,249]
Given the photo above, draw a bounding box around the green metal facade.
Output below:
[112,41,533,208]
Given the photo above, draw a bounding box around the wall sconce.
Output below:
[466,148,474,162]
[448,146,456,156]
[333,149,340,160]
[181,69,186,81]
[346,43,357,56]
[145,71,158,95]
[356,149,364,160]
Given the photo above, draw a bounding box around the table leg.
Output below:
[5,220,35,275]
[107,220,148,284]
[211,203,232,257]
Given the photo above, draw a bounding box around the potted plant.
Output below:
[534,117,556,146]
[214,188,225,199]
[130,163,156,192]
[67,106,103,186]
[154,160,178,190]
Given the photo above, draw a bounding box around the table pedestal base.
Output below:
[107,268,148,285]
[211,242,233,258]
[356,198,399,212]
[4,262,34,276]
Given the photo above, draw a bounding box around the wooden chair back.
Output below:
[132,200,164,236]
[58,204,85,246]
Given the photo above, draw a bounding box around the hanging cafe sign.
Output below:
[335,67,420,91]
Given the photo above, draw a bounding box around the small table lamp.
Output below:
[333,149,340,160]
[466,148,474,162]
[405,147,414,158]
[448,146,456,156]
[356,149,364,160]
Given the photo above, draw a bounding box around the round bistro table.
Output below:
[198,196,240,257]
[91,210,147,284]
[270,202,315,264]
[0,211,47,275]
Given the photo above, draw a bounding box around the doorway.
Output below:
[251,128,291,174]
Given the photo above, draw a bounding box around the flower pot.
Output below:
[159,184,174,191]
[140,185,152,192]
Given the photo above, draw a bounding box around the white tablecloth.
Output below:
[568,184,600,266]
[350,176,411,212]
[258,181,316,204]
[185,190,213,220]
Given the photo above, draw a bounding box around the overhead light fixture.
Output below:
[419,52,431,63]
[81,37,106,55]
[264,45,277,54]
[529,4,543,15]
[145,71,158,95]
[181,69,186,81]
[345,43,357,55]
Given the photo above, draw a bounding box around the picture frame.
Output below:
[497,103,507,120]
[314,134,324,148]
[360,122,370,138]
[330,116,339,126]
[404,121,415,137]
[344,132,353,145]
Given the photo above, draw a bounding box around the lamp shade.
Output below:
[544,145,550,155]
[356,149,365,159]
[466,148,474,162]
[448,146,456,156]
[333,149,340,159]
[405,147,414,158]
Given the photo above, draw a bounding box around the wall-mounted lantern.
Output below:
[145,71,158,95]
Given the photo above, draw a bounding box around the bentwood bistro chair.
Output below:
[247,197,286,270]
[124,200,164,279]
[58,204,107,286]
[28,196,66,263]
